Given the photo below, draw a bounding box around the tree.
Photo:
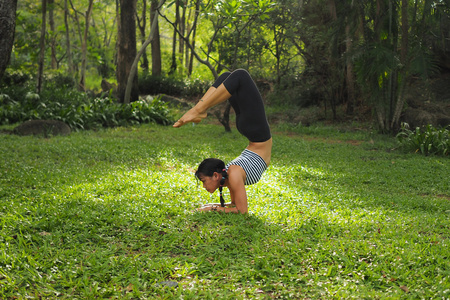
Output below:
[64,0,74,78]
[136,0,149,71]
[124,0,165,104]
[150,0,162,76]
[48,0,57,69]
[117,0,139,102]
[36,0,47,94]
[186,0,200,76]
[67,0,94,91]
[79,0,94,91]
[161,0,274,131]
[290,0,345,118]
[0,0,18,80]
[168,0,180,75]
[266,0,300,84]
[391,0,409,129]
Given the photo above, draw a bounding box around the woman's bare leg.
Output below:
[173,84,231,128]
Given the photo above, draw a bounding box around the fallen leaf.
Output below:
[125,283,133,292]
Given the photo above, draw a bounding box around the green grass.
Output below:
[0,123,449,299]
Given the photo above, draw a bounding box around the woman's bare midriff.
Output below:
[246,137,272,166]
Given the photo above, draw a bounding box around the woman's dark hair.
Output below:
[195,158,228,207]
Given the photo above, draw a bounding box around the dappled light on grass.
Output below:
[62,161,203,218]
[0,123,449,298]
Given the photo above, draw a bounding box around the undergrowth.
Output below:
[0,86,173,130]
[397,122,449,156]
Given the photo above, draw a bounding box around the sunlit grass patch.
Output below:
[1,123,449,299]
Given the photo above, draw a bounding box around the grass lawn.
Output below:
[0,122,449,299]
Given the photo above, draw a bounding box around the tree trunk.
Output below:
[345,22,355,115]
[37,0,47,94]
[0,0,18,80]
[79,0,94,91]
[169,0,179,75]
[64,0,74,78]
[124,0,165,104]
[67,0,83,81]
[187,0,200,76]
[391,0,409,130]
[68,0,83,44]
[48,0,57,69]
[159,8,218,78]
[150,0,161,76]
[179,0,186,70]
[185,4,191,71]
[137,0,149,71]
[117,0,139,102]
[213,102,232,132]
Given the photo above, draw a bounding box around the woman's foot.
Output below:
[173,106,207,127]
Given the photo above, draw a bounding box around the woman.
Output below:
[173,69,272,213]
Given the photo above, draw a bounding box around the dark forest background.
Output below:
[1,0,449,132]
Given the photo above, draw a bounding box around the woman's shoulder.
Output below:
[226,165,246,183]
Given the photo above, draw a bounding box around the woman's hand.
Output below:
[196,205,240,213]
[196,205,220,212]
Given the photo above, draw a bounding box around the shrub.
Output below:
[44,72,76,89]
[396,122,449,156]
[139,74,184,96]
[1,69,31,86]
[183,78,211,97]
[0,85,173,130]
[138,74,209,97]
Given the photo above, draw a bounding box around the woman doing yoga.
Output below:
[173,69,272,213]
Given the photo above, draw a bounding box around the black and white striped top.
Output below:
[226,149,268,185]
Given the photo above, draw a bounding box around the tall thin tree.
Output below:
[64,0,74,78]
[150,0,162,76]
[137,0,149,71]
[48,0,57,69]
[117,0,139,102]
[37,0,47,94]
[79,0,94,91]
[124,0,165,104]
[169,0,180,75]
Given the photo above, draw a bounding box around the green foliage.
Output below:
[397,123,450,156]
[1,69,32,86]
[138,74,210,97]
[268,72,319,108]
[0,84,173,129]
[0,124,449,298]
[44,71,77,89]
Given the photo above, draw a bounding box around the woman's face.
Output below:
[198,172,221,193]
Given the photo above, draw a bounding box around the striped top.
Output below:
[226,149,268,185]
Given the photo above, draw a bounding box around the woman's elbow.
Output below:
[236,206,248,214]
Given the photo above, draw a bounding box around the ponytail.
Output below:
[218,169,228,207]
[196,158,228,207]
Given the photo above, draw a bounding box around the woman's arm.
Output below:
[228,174,248,213]
[215,165,248,213]
[197,205,240,213]
[197,166,248,213]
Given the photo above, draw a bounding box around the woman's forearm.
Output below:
[198,204,246,213]
[214,205,240,213]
